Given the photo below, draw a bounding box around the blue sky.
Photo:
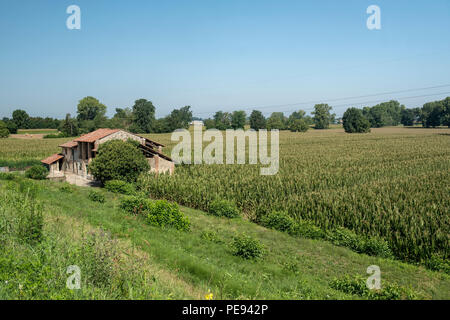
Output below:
[0,0,449,119]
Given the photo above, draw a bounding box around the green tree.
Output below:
[89,140,150,184]
[0,120,10,138]
[249,110,266,130]
[288,109,309,132]
[152,118,171,133]
[76,96,107,121]
[111,107,133,129]
[312,104,333,129]
[2,118,18,134]
[442,97,450,127]
[362,101,403,128]
[289,119,309,132]
[231,110,246,129]
[213,111,232,130]
[421,100,444,128]
[59,114,79,136]
[401,108,418,126]
[166,106,193,131]
[266,112,286,130]
[12,109,30,129]
[342,108,371,133]
[204,118,216,130]
[131,99,156,133]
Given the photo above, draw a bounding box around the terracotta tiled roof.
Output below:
[59,141,78,148]
[41,154,64,165]
[73,129,120,143]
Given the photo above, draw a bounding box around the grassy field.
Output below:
[0,126,449,268]
[0,176,448,299]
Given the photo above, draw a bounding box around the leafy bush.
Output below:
[89,140,150,184]
[120,196,190,231]
[425,254,450,274]
[43,132,69,139]
[0,172,17,181]
[343,108,371,133]
[260,211,295,233]
[208,199,240,218]
[292,219,326,239]
[230,234,264,260]
[25,165,48,180]
[326,227,393,258]
[362,237,393,259]
[330,276,418,300]
[104,180,136,195]
[289,119,309,132]
[119,195,153,215]
[145,200,190,231]
[88,190,105,203]
[0,120,10,138]
[326,227,361,251]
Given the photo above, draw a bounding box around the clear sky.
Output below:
[0,0,449,119]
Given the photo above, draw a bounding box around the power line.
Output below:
[194,83,450,116]
[273,91,450,115]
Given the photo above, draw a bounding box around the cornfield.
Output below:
[139,127,450,263]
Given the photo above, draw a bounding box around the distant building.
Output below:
[41,128,174,180]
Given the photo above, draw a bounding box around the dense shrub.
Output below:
[120,196,190,231]
[25,165,48,180]
[425,254,450,274]
[104,180,136,195]
[208,199,240,218]
[119,195,153,215]
[330,276,418,300]
[292,219,326,239]
[260,211,295,233]
[43,132,69,139]
[145,200,190,231]
[362,237,393,259]
[88,190,105,203]
[343,108,371,133]
[289,119,309,132]
[231,234,264,260]
[89,140,150,184]
[326,227,361,251]
[0,120,10,138]
[0,172,17,181]
[326,227,393,258]
[260,213,392,259]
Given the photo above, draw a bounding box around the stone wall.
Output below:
[98,130,145,145]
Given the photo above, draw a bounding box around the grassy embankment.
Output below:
[0,175,448,300]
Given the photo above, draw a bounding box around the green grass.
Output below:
[1,176,448,300]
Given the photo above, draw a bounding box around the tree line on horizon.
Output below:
[0,97,193,138]
[0,96,449,138]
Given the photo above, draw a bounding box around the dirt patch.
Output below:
[11,134,45,139]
